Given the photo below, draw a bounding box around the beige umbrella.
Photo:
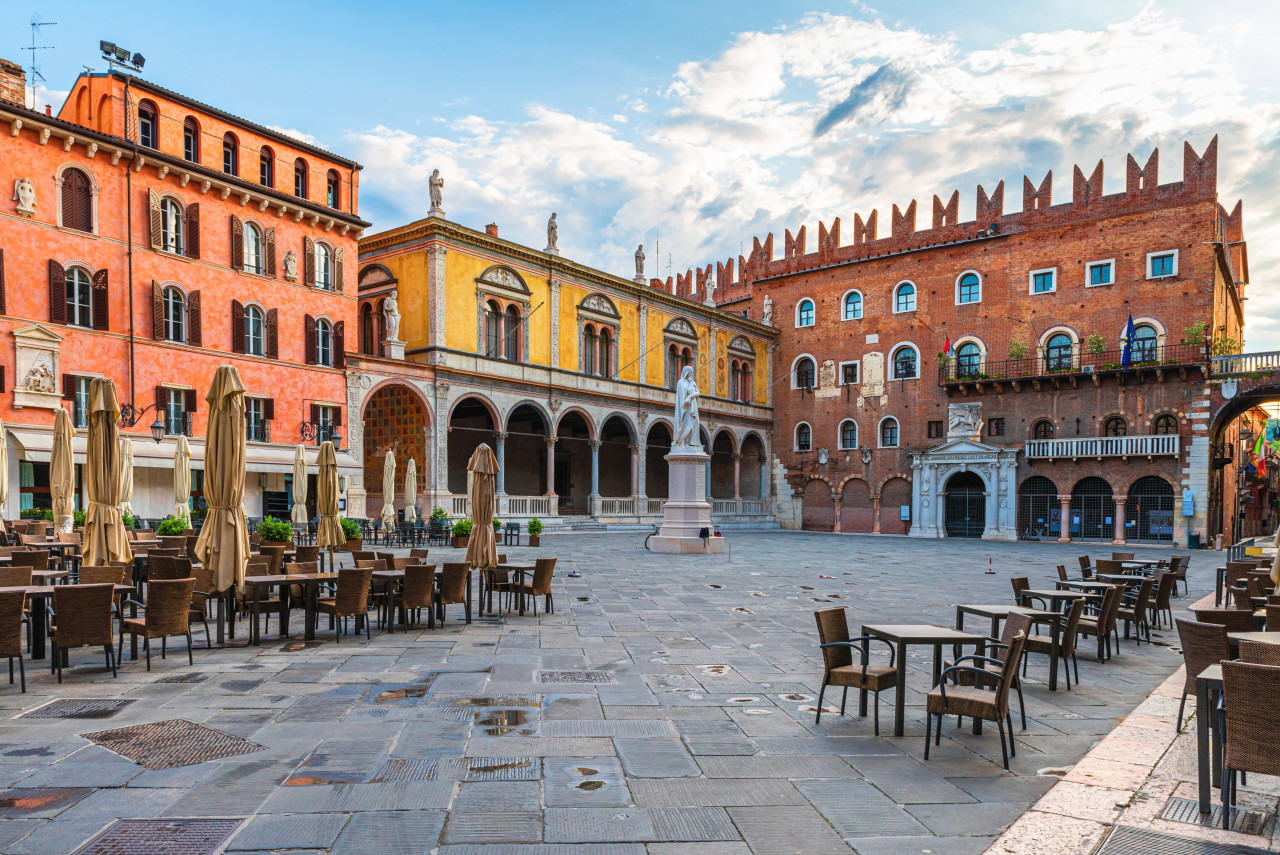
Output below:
[380,449,397,531]
[194,365,250,593]
[404,458,418,523]
[51,407,75,534]
[82,378,132,566]
[118,436,135,520]
[0,419,8,535]
[173,435,192,527]
[465,443,499,570]
[315,440,344,549]
[291,444,309,526]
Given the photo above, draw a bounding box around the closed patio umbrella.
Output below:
[404,458,418,523]
[465,443,499,571]
[119,437,135,520]
[380,449,396,531]
[83,378,131,566]
[291,444,309,526]
[0,419,9,534]
[173,435,192,528]
[315,441,344,549]
[51,407,75,534]
[194,365,250,594]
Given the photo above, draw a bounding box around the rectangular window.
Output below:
[71,377,91,429]
[1030,268,1056,294]
[317,405,337,445]
[165,388,186,436]
[988,418,1005,437]
[839,361,859,385]
[1148,251,1178,279]
[1086,260,1114,286]
[246,398,267,443]
[927,420,943,439]
[183,129,197,163]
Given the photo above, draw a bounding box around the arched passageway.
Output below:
[880,477,912,535]
[802,480,834,531]
[740,433,765,500]
[1127,476,1175,543]
[362,384,428,518]
[554,411,593,515]
[504,404,549,497]
[599,416,634,498]
[1070,477,1115,542]
[1017,476,1059,540]
[448,398,495,494]
[645,423,672,498]
[944,471,986,538]
[839,478,873,533]
[710,431,736,500]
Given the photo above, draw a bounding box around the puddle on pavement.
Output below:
[443,696,540,708]
[283,770,365,786]
[780,693,812,702]
[731,607,755,615]
[700,665,728,675]
[707,584,723,589]
[577,779,605,790]
[374,686,430,704]
[728,697,759,704]
[3,747,53,757]
[0,793,62,810]
[477,709,534,736]
[469,758,535,775]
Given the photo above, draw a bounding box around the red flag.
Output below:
[944,336,953,357]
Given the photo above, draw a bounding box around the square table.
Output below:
[1055,580,1116,593]
[0,583,134,660]
[243,572,339,644]
[1019,589,1102,611]
[1195,663,1223,813]
[954,604,1064,690]
[860,624,987,738]
[1095,573,1146,586]
[487,563,536,616]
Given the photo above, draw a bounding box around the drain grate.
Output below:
[538,670,616,684]
[368,758,439,782]
[0,787,95,817]
[156,673,207,684]
[81,719,264,770]
[21,699,134,719]
[1097,826,1276,855]
[71,818,242,855]
[1161,797,1274,836]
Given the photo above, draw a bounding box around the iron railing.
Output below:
[939,342,1207,385]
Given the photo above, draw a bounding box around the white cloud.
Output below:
[266,125,323,148]
[349,8,1280,347]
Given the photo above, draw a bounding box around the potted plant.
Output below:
[257,515,293,547]
[430,507,449,522]
[492,517,503,536]
[452,518,472,548]
[72,509,86,529]
[157,516,187,537]
[122,511,136,531]
[339,517,362,551]
[527,517,543,547]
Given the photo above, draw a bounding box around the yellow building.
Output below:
[346,215,777,526]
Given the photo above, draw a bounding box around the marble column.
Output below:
[629,444,640,497]
[637,441,648,501]
[494,431,507,495]
[545,437,557,498]
[832,496,842,533]
[1057,494,1073,542]
[732,453,742,500]
[589,439,601,499]
[759,456,768,500]
[873,495,882,533]
[1112,494,1128,545]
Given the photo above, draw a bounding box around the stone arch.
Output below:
[598,411,638,444]
[504,401,552,498]
[447,392,501,427]
[362,382,432,519]
[598,414,636,498]
[838,476,874,533]
[1017,475,1060,540]
[879,475,913,535]
[361,377,434,423]
[555,406,598,440]
[1116,470,1175,497]
[710,429,738,500]
[504,398,554,433]
[358,263,396,287]
[739,431,766,500]
[447,396,498,495]
[645,421,673,498]
[801,477,835,531]
[553,409,594,514]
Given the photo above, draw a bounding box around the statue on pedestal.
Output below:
[762,294,773,326]
[383,291,401,342]
[545,213,558,253]
[634,244,645,279]
[673,365,701,448]
[428,169,444,212]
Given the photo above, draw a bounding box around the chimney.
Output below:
[485,223,498,237]
[0,59,25,106]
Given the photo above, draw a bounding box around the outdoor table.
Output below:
[1019,589,1102,612]
[1095,573,1146,586]
[371,569,405,631]
[860,623,987,738]
[1055,580,1116,593]
[485,563,536,616]
[1228,631,1280,651]
[1196,663,1223,814]
[31,569,69,585]
[0,583,134,661]
[955,604,1064,691]
[244,572,338,643]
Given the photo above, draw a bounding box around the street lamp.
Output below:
[119,403,170,444]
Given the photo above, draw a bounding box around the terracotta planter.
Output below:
[529,534,541,547]
[343,538,362,551]
[452,535,470,548]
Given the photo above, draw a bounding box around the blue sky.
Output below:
[7,1,1280,345]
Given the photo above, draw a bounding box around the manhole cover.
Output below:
[538,671,616,684]
[0,787,94,817]
[81,719,264,770]
[21,699,134,720]
[156,674,207,684]
[1161,796,1274,836]
[368,758,438,782]
[72,818,242,855]
[1097,825,1275,855]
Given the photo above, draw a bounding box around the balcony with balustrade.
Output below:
[1025,434,1181,461]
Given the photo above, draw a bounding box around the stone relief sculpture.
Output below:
[673,365,701,448]
[820,360,836,389]
[283,250,298,282]
[383,291,402,342]
[12,177,35,217]
[947,403,983,437]
[428,169,444,211]
[761,295,773,326]
[20,358,55,393]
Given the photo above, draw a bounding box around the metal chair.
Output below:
[813,607,897,734]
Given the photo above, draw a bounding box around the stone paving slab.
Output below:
[728,805,855,853]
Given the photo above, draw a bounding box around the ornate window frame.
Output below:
[55,163,100,235]
[663,316,698,388]
[577,293,620,377]
[475,266,531,363]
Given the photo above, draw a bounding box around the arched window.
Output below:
[796,423,812,452]
[739,362,752,402]
[842,291,862,320]
[667,344,680,390]
[1103,416,1127,437]
[259,146,274,188]
[730,361,740,402]
[796,298,815,327]
[1033,419,1054,439]
[1132,324,1158,363]
[243,223,263,274]
[892,345,918,379]
[294,158,308,198]
[840,420,858,450]
[160,198,184,255]
[245,305,264,356]
[504,305,521,362]
[316,243,333,290]
[1046,333,1074,372]
[315,318,332,367]
[795,357,815,389]
[66,268,93,328]
[60,167,92,233]
[957,272,981,304]
[360,302,375,355]
[222,133,238,175]
[956,342,981,379]
[163,287,186,343]
[598,327,612,377]
[895,282,916,313]
[484,299,502,358]
[326,170,340,208]
[183,117,199,163]
[1153,413,1179,435]
[880,417,900,447]
[583,324,598,374]
[138,100,158,149]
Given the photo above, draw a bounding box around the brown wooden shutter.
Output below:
[155,385,166,416]
[0,367,7,393]
[152,282,164,340]
[184,388,197,414]
[333,321,345,369]
[230,215,244,270]
[332,406,342,428]
[148,189,161,250]
[335,247,344,292]
[303,237,315,286]
[62,375,75,401]
[304,314,316,365]
[91,269,109,331]
[265,227,276,276]
[185,203,200,259]
[0,247,6,315]
[188,290,202,347]
[231,299,245,354]
[264,398,275,421]
[266,308,279,359]
[310,403,320,427]
[48,259,66,324]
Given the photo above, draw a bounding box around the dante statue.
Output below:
[383,291,401,342]
[428,169,444,210]
[635,244,645,278]
[546,212,558,250]
[673,365,701,448]
[761,294,773,326]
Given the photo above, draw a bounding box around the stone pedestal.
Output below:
[545,245,560,256]
[382,339,406,360]
[428,206,445,218]
[649,446,728,554]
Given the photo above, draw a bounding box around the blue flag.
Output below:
[1120,313,1135,369]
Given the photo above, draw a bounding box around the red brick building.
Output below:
[704,138,1246,547]
[0,61,366,521]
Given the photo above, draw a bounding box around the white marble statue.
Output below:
[383,292,401,342]
[283,250,298,282]
[428,169,444,210]
[12,177,35,217]
[635,244,645,278]
[546,213,558,250]
[673,365,701,448]
[761,294,773,326]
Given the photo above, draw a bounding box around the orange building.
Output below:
[0,61,366,522]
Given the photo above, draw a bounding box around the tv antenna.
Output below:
[24,16,57,108]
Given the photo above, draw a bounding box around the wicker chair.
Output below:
[241,556,285,635]
[9,550,49,572]
[509,558,556,617]
[925,619,1028,771]
[435,562,471,625]
[1094,558,1124,576]
[1238,639,1280,666]
[257,545,288,576]
[1076,585,1122,660]
[1117,578,1154,644]
[1111,552,1134,561]
[1175,618,1231,732]
[1227,586,1253,612]
[49,583,116,682]
[147,555,175,583]
[947,612,1032,729]
[1193,608,1257,634]
[1025,599,1085,690]
[1077,556,1095,579]
[119,577,197,670]
[813,607,897,733]
[57,532,82,575]
[1149,571,1176,630]
[293,545,321,566]
[1168,554,1189,595]
[401,565,437,630]
[1218,661,1280,827]
[1010,577,1048,610]
[188,562,215,648]
[1056,565,1070,582]
[0,567,33,588]
[316,566,373,641]
[0,590,26,691]
[409,548,430,561]
[1267,605,1280,631]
